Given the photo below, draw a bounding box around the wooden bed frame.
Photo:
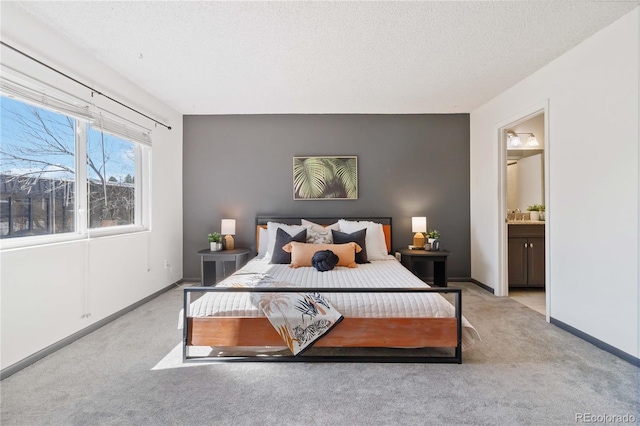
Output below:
[183,216,463,363]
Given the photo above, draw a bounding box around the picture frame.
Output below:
[293,156,358,200]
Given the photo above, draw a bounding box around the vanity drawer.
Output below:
[508,224,544,238]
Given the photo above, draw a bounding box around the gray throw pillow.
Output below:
[332,228,369,264]
[270,228,307,264]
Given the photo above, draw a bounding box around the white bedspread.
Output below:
[183,256,479,349]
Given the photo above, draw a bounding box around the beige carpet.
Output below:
[1,282,638,426]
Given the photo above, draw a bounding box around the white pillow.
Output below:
[301,219,340,244]
[266,222,306,259]
[257,227,269,258]
[338,219,388,260]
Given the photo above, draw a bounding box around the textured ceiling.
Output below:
[13,1,640,114]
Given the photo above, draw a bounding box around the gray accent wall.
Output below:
[183,114,470,280]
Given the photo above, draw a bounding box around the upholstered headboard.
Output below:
[256,216,392,253]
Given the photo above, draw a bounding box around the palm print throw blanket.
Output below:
[227,273,343,355]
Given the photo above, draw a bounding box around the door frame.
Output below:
[495,100,550,321]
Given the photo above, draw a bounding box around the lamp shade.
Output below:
[221,219,236,235]
[412,217,427,233]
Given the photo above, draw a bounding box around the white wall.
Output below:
[0,4,183,370]
[470,8,639,357]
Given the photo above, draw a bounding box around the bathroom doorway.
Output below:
[497,102,550,320]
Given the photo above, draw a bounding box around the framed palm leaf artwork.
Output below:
[293,156,358,200]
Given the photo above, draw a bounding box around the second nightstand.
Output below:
[197,248,251,286]
[398,248,451,287]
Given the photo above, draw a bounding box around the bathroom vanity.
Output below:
[508,222,545,288]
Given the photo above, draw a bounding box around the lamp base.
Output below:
[413,233,425,248]
[224,235,235,250]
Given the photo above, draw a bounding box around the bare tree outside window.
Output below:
[1,96,76,238]
[1,95,137,239]
[87,127,135,228]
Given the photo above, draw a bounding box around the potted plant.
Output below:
[426,230,440,246]
[208,232,222,251]
[526,204,544,221]
[426,229,440,242]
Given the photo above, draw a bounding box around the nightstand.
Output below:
[398,248,451,287]
[197,248,251,286]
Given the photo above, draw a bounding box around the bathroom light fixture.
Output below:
[507,130,538,148]
[506,131,522,148]
[221,219,236,250]
[525,134,539,147]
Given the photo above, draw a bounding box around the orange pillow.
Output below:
[282,242,362,268]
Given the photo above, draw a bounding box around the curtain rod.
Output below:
[0,41,171,130]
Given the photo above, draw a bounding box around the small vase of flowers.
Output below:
[208,232,222,251]
[426,229,440,244]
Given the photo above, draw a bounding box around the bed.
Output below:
[182,216,479,363]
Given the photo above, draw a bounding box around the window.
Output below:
[0,76,150,247]
[87,127,137,229]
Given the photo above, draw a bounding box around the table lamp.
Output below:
[221,219,236,250]
[412,217,427,248]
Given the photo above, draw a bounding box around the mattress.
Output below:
[183,256,479,349]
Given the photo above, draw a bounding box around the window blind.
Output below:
[1,70,152,146]
[90,113,151,146]
[0,75,94,121]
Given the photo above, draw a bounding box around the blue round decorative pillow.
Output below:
[311,250,339,272]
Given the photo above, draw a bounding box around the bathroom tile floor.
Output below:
[509,289,546,316]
